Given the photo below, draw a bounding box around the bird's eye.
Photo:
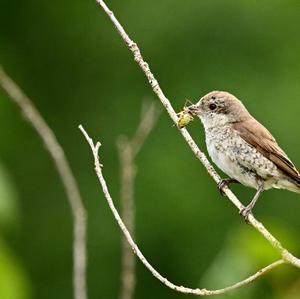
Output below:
[209,103,217,110]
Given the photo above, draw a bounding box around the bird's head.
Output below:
[187,91,250,129]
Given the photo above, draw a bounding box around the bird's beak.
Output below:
[187,104,200,115]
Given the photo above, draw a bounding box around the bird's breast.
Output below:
[205,126,260,189]
[206,127,239,175]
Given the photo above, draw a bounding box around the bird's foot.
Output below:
[239,206,253,224]
[218,179,239,196]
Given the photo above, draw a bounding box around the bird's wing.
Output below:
[233,118,300,185]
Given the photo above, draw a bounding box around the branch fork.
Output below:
[79,0,300,296]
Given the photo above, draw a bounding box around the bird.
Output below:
[187,91,300,221]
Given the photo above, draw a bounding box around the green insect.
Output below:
[177,107,194,128]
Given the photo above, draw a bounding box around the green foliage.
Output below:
[201,224,299,299]
[0,163,19,231]
[0,238,32,299]
[0,163,32,298]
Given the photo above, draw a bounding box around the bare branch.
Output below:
[79,125,286,295]
[0,66,88,299]
[129,101,161,156]
[117,101,160,299]
[95,0,300,269]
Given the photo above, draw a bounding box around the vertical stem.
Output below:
[0,66,88,299]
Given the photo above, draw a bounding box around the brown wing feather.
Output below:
[233,119,300,185]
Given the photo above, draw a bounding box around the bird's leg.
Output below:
[218,178,240,196]
[240,181,264,223]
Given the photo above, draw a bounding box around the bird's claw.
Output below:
[217,180,228,196]
[239,206,252,224]
[217,179,238,196]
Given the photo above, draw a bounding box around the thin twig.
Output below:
[79,125,286,296]
[117,101,160,299]
[95,0,300,269]
[0,66,88,299]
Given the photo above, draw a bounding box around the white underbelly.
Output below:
[207,142,258,189]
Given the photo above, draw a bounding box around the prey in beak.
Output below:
[177,107,194,128]
[177,100,195,128]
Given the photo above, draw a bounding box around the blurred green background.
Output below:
[1,0,300,298]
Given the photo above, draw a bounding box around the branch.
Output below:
[117,101,160,299]
[95,0,300,269]
[79,125,286,295]
[0,66,88,299]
